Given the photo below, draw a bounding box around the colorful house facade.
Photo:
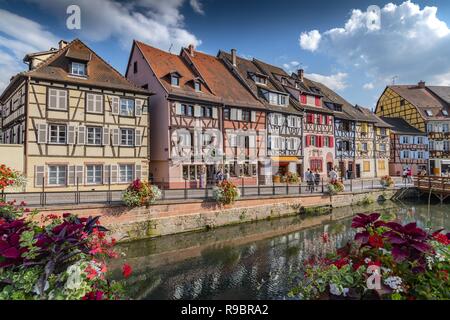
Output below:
[376,81,450,175]
[381,117,428,176]
[126,42,265,188]
[0,39,151,192]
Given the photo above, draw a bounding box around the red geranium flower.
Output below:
[321,232,329,243]
[122,263,132,278]
[433,233,450,245]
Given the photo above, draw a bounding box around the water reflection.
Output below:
[110,201,449,300]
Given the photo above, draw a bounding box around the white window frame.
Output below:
[48,165,67,186]
[86,93,103,114]
[48,89,67,111]
[119,164,134,183]
[86,164,103,185]
[120,128,135,146]
[86,126,102,145]
[48,124,67,144]
[71,62,86,76]
[120,98,135,116]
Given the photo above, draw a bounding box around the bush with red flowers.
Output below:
[213,180,241,205]
[0,203,132,300]
[0,164,26,191]
[122,179,161,207]
[289,213,450,300]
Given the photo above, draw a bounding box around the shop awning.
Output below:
[271,156,301,162]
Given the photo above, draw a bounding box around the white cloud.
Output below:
[0,9,60,93]
[189,0,204,15]
[282,61,300,74]
[307,72,348,91]
[299,1,450,86]
[363,82,374,90]
[299,30,321,52]
[26,0,201,51]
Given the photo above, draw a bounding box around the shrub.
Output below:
[289,213,450,300]
[286,172,300,184]
[0,206,131,300]
[122,179,161,207]
[213,180,240,205]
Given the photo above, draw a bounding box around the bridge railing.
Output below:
[414,175,450,192]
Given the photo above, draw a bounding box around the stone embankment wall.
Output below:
[38,189,396,241]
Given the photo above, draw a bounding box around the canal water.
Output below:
[110,200,449,300]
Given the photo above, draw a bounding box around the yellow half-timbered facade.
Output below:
[0,39,152,191]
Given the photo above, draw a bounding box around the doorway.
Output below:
[355,164,361,178]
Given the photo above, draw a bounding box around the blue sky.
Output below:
[1,0,450,109]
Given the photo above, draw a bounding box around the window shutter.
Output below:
[112,129,119,146]
[86,93,94,113]
[96,95,103,113]
[102,127,109,145]
[237,109,242,121]
[78,126,86,145]
[306,135,311,147]
[135,164,142,180]
[249,135,256,148]
[135,129,142,146]
[251,111,256,122]
[76,166,83,185]
[68,165,76,186]
[194,105,201,117]
[135,99,142,116]
[103,165,111,184]
[175,103,182,115]
[67,125,76,145]
[230,108,237,120]
[329,136,334,148]
[35,165,45,187]
[111,165,118,183]
[49,89,57,109]
[315,97,321,106]
[111,96,119,115]
[59,90,67,110]
[212,107,218,119]
[37,123,47,144]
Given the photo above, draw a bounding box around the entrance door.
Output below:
[348,161,354,179]
[206,165,216,185]
[355,164,361,178]
[327,162,333,173]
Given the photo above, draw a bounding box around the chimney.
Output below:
[231,48,237,67]
[188,44,195,57]
[58,40,68,50]
[418,80,426,88]
[298,69,304,82]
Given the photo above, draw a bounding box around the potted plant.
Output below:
[213,180,241,205]
[272,174,281,184]
[327,179,345,195]
[380,175,394,188]
[122,179,162,207]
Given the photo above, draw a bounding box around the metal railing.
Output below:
[0,176,409,208]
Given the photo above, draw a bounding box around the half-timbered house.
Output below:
[0,39,151,192]
[381,117,428,176]
[376,81,450,175]
[218,50,303,184]
[278,70,335,178]
[126,42,264,188]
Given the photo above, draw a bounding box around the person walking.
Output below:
[407,167,413,183]
[314,169,321,191]
[402,168,408,184]
[305,169,314,193]
[329,168,338,182]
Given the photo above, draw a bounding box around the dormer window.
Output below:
[71,62,86,76]
[281,78,287,85]
[171,74,180,86]
[194,81,201,92]
[443,110,448,116]
[252,73,267,85]
[295,82,300,89]
[425,110,433,117]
